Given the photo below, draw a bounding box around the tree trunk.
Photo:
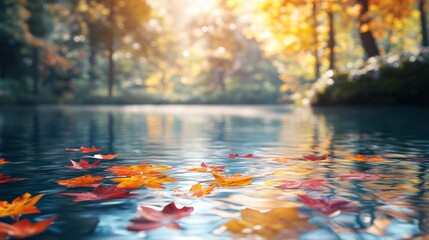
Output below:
[357,0,380,58]
[88,23,97,82]
[327,9,335,70]
[419,0,429,47]
[32,47,39,95]
[107,0,115,97]
[312,2,320,80]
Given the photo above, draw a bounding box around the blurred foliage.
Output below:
[311,52,429,105]
[0,0,428,104]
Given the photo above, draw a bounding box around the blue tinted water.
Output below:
[0,105,428,239]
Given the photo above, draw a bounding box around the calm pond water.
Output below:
[0,105,428,240]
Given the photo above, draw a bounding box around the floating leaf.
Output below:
[339,170,382,181]
[276,179,334,191]
[127,202,193,231]
[188,162,224,172]
[112,175,176,189]
[407,157,429,162]
[0,193,43,219]
[106,163,171,176]
[0,173,26,184]
[66,146,102,153]
[65,160,100,170]
[57,175,104,187]
[224,207,314,239]
[0,159,10,165]
[173,183,216,198]
[212,172,252,187]
[227,154,239,159]
[85,154,120,160]
[345,155,381,162]
[61,185,138,202]
[297,194,358,216]
[302,154,328,161]
[0,217,56,239]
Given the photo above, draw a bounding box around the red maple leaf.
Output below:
[61,185,139,202]
[65,159,100,170]
[127,202,194,231]
[227,154,239,159]
[339,170,382,181]
[302,154,328,161]
[277,179,333,191]
[0,217,56,239]
[0,173,26,184]
[297,194,358,216]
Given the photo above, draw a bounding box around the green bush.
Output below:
[312,53,429,105]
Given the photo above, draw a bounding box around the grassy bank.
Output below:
[310,52,429,106]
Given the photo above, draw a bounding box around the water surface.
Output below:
[0,105,428,239]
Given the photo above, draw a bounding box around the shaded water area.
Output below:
[0,105,428,239]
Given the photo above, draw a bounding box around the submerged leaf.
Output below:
[0,173,26,184]
[297,194,358,216]
[224,207,314,239]
[276,179,334,191]
[0,217,56,239]
[65,160,100,170]
[302,154,328,161]
[57,175,104,187]
[345,155,381,162]
[61,185,138,202]
[339,170,382,181]
[0,193,43,219]
[212,172,252,187]
[127,202,193,231]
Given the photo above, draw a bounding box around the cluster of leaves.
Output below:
[0,146,398,239]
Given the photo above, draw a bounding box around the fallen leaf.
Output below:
[112,175,176,189]
[188,162,224,172]
[212,172,252,187]
[106,163,171,176]
[0,159,10,165]
[61,185,138,202]
[65,159,100,170]
[224,207,314,239]
[297,194,358,216]
[339,170,382,181]
[276,179,334,191]
[407,157,429,162]
[227,154,239,159]
[86,154,120,160]
[0,193,43,219]
[302,154,328,161]
[66,146,102,153]
[56,175,104,187]
[173,183,216,198]
[0,173,26,184]
[0,217,56,239]
[345,155,381,162]
[127,202,193,231]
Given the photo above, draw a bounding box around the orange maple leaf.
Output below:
[112,175,176,189]
[0,217,56,239]
[212,172,252,187]
[106,163,171,176]
[345,155,382,162]
[0,159,10,165]
[57,175,104,187]
[174,183,216,198]
[0,193,43,219]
